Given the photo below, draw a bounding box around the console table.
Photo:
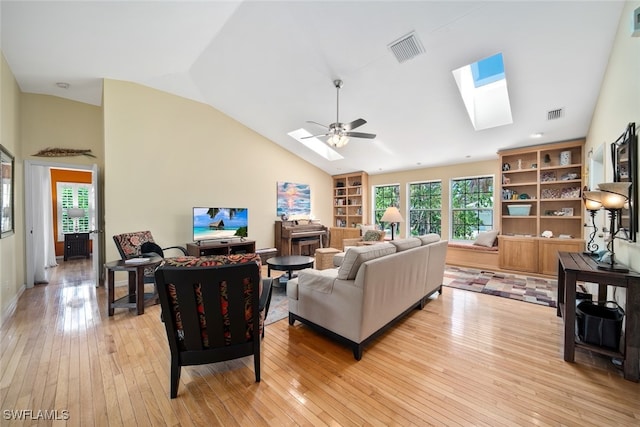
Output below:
[64,232,90,261]
[557,251,640,381]
[186,239,256,256]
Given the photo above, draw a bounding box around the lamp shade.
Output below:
[582,192,603,211]
[67,208,85,218]
[597,182,631,209]
[381,206,404,223]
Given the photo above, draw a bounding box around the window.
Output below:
[57,182,90,240]
[373,184,400,232]
[450,176,494,240]
[409,181,441,236]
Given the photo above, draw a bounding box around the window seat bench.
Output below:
[446,241,499,270]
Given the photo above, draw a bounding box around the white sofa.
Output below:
[287,234,447,359]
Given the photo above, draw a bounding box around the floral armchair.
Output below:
[112,230,188,284]
[154,254,272,398]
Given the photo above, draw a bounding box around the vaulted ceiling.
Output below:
[1,1,625,175]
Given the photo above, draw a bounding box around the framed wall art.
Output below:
[277,181,311,217]
[1,144,15,238]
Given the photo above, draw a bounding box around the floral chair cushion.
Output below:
[162,254,263,349]
[113,230,155,259]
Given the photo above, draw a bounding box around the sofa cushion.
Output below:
[418,234,441,245]
[389,237,422,252]
[337,243,396,280]
[473,230,499,247]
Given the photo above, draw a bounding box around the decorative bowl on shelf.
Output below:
[507,204,532,216]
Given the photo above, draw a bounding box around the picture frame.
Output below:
[1,144,15,238]
[561,207,574,217]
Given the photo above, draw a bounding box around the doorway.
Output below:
[24,160,102,288]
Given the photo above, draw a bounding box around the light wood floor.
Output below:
[1,258,639,426]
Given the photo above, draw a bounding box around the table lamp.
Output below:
[582,192,602,255]
[381,206,404,240]
[67,207,85,232]
[585,182,631,272]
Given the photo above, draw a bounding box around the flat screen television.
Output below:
[192,207,248,242]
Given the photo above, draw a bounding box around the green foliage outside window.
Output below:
[451,177,494,240]
[62,185,90,233]
[374,185,400,232]
[409,181,442,236]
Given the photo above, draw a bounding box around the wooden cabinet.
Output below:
[537,238,584,276]
[64,232,90,261]
[498,236,538,273]
[186,239,255,256]
[329,227,361,251]
[499,140,585,274]
[332,171,368,229]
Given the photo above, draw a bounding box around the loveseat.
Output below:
[287,234,447,359]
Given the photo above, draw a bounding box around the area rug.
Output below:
[443,266,557,308]
[265,283,288,325]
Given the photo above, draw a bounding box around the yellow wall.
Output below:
[0,52,23,322]
[102,79,332,261]
[369,159,499,239]
[585,0,640,272]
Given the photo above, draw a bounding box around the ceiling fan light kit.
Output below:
[304,79,376,148]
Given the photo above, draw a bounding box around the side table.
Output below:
[105,257,162,316]
[557,251,640,381]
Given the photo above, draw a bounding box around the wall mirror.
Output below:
[611,122,637,242]
[1,144,15,238]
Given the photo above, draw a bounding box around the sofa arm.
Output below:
[297,268,339,294]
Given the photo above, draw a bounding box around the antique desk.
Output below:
[105,256,162,316]
[557,251,640,381]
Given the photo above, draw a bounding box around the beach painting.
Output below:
[277,182,311,217]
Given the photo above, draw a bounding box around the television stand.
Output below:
[187,239,256,256]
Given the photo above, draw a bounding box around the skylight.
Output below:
[452,52,513,131]
[288,128,344,161]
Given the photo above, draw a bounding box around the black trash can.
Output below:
[576,301,624,350]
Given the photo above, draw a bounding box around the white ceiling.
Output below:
[1,1,625,175]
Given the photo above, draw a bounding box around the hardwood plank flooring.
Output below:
[1,258,638,426]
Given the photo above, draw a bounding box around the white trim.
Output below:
[0,283,25,328]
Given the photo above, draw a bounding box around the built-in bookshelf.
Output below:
[332,171,368,228]
[498,139,585,274]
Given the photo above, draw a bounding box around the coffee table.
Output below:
[266,255,315,285]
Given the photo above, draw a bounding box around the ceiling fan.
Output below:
[304,79,376,148]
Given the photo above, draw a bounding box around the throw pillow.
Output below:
[363,230,383,241]
[473,230,499,247]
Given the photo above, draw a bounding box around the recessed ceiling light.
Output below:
[56,82,70,89]
[531,132,544,138]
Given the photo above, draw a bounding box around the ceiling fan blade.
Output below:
[306,120,329,129]
[344,118,366,131]
[345,131,376,139]
[301,132,329,139]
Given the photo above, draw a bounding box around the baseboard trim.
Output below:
[0,283,26,328]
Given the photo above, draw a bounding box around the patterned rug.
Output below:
[265,265,558,325]
[265,283,288,325]
[443,266,557,308]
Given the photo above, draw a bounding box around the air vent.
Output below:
[388,32,425,64]
[547,108,564,120]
